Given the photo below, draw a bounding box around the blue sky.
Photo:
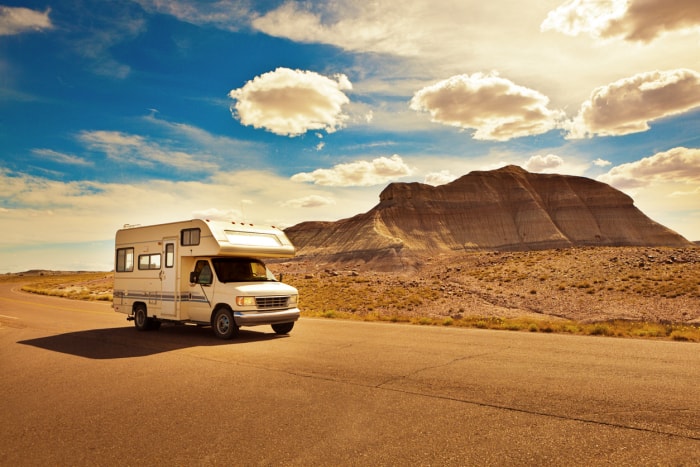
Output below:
[1,0,699,272]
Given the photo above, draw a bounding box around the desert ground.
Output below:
[275,246,700,326]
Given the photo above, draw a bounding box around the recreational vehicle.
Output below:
[113,219,299,339]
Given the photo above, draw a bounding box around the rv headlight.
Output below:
[288,294,298,306]
[235,296,256,307]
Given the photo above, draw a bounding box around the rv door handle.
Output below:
[159,270,165,280]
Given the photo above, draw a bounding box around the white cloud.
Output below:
[79,130,219,172]
[282,195,336,209]
[424,170,458,186]
[598,147,700,189]
[541,0,629,38]
[228,67,352,137]
[670,186,700,197]
[0,6,52,36]
[524,154,564,173]
[291,154,415,187]
[191,208,244,222]
[134,0,252,31]
[252,1,426,56]
[596,147,700,241]
[141,114,262,163]
[32,149,93,167]
[409,73,564,141]
[542,0,700,43]
[567,69,700,138]
[593,158,612,167]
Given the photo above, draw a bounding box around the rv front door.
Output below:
[160,239,177,316]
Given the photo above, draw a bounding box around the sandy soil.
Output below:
[274,246,700,324]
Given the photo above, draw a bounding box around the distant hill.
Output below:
[285,165,692,270]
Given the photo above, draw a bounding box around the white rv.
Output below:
[113,219,299,339]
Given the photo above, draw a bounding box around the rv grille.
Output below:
[255,296,289,309]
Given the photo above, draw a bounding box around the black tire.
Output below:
[134,304,160,331]
[134,304,150,331]
[213,307,238,339]
[272,322,294,335]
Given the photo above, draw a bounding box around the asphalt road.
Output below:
[1,282,698,466]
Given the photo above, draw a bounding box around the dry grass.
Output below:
[8,271,114,301]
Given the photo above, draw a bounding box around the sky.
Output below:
[1,0,699,272]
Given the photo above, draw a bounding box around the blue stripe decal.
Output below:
[114,290,208,303]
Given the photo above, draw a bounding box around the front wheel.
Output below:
[213,307,238,340]
[272,322,294,335]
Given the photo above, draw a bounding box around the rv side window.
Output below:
[116,248,134,272]
[165,243,174,268]
[181,228,200,246]
[138,254,161,270]
[193,260,213,285]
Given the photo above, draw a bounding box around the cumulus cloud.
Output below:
[597,147,700,189]
[541,0,629,38]
[291,154,414,187]
[409,73,564,141]
[542,0,700,43]
[593,158,612,167]
[605,0,700,42]
[524,154,564,173]
[282,195,336,209]
[228,68,352,137]
[0,6,52,36]
[567,69,700,138]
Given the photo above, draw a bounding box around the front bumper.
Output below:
[233,308,300,327]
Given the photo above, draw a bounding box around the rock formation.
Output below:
[286,165,692,268]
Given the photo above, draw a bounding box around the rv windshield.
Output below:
[211,257,276,283]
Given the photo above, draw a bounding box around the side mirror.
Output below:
[189,271,198,284]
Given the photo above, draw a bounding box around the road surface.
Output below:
[1,282,698,465]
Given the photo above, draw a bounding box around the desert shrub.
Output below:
[590,324,612,336]
[670,330,698,342]
[502,321,525,331]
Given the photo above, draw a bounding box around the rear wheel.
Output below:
[272,322,294,335]
[213,307,238,339]
[134,304,159,331]
[134,304,149,331]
